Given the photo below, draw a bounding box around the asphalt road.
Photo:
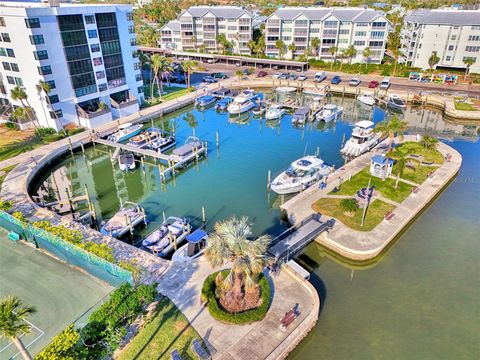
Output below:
[194,62,480,97]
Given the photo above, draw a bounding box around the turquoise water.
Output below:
[34,95,480,358]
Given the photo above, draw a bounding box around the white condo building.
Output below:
[265,7,389,63]
[0,1,144,131]
[401,9,480,73]
[158,6,253,55]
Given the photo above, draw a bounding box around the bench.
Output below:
[171,349,183,360]
[412,187,420,194]
[8,231,20,242]
[384,211,395,221]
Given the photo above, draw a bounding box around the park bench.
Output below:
[171,349,183,360]
[384,210,395,221]
[412,187,420,194]
[191,339,211,360]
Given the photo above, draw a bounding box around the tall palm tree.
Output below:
[158,56,173,96]
[150,54,162,98]
[328,46,338,70]
[338,50,347,71]
[428,52,440,71]
[36,80,66,134]
[205,216,271,308]
[182,60,197,89]
[288,43,296,60]
[362,47,372,69]
[310,37,320,59]
[275,39,286,60]
[346,45,357,64]
[374,115,408,152]
[10,107,28,128]
[419,134,439,150]
[10,86,38,129]
[183,112,197,137]
[463,57,476,81]
[0,296,37,360]
[394,154,406,189]
[216,33,228,54]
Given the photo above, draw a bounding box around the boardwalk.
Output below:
[93,138,172,162]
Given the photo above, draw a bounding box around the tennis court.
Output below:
[0,228,114,359]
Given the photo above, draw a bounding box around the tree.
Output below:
[374,115,408,152]
[338,50,347,71]
[37,80,66,135]
[138,52,151,86]
[255,36,266,57]
[311,37,321,59]
[181,60,197,89]
[10,86,38,128]
[275,39,286,60]
[198,43,207,53]
[10,107,28,127]
[288,43,296,60]
[136,25,158,47]
[362,47,372,69]
[183,112,197,137]
[419,134,439,150]
[247,40,257,56]
[204,216,271,311]
[387,30,401,76]
[340,198,358,217]
[216,34,228,55]
[393,154,406,189]
[345,45,357,64]
[428,52,440,71]
[0,296,37,360]
[463,57,476,80]
[328,46,338,70]
[150,54,162,98]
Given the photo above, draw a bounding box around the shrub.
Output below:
[0,199,13,212]
[78,242,115,263]
[32,221,83,244]
[201,270,271,325]
[12,211,26,222]
[35,127,57,139]
[35,325,82,360]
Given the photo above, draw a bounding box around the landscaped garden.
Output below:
[454,97,480,111]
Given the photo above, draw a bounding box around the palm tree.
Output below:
[340,198,358,217]
[338,50,347,71]
[419,134,439,150]
[463,57,476,81]
[10,107,28,128]
[204,216,271,309]
[345,45,357,64]
[328,46,338,70]
[428,52,440,71]
[310,37,321,59]
[36,80,66,134]
[216,34,228,54]
[288,43,296,60]
[183,112,197,137]
[181,60,197,89]
[247,40,257,56]
[138,52,151,87]
[235,69,243,82]
[374,115,408,152]
[275,39,286,60]
[362,47,372,69]
[158,56,173,95]
[393,154,406,189]
[150,54,161,98]
[10,86,37,129]
[255,36,266,58]
[0,296,37,360]
[387,30,401,76]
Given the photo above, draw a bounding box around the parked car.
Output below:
[295,67,303,72]
[331,75,342,84]
[257,64,264,69]
[298,74,308,81]
[235,62,241,67]
[272,65,279,70]
[349,77,361,87]
[207,58,218,64]
[314,71,327,82]
[242,68,252,75]
[211,72,227,79]
[202,76,217,83]
[257,70,268,77]
[288,73,298,80]
[380,77,391,90]
[368,80,379,88]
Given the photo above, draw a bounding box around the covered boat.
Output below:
[252,104,266,117]
[357,94,375,106]
[387,95,406,111]
[118,152,135,171]
[315,104,343,122]
[142,217,190,258]
[100,202,146,238]
[341,120,381,157]
[265,105,285,121]
[107,122,143,143]
[195,94,217,108]
[270,156,332,194]
[171,229,208,262]
[170,136,205,162]
[215,96,233,111]
[212,88,231,97]
[292,107,310,125]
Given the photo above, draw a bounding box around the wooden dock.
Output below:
[93,138,172,162]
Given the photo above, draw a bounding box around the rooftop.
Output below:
[268,7,386,23]
[405,9,480,26]
[181,6,252,19]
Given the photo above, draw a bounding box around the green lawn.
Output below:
[390,141,444,164]
[393,160,437,184]
[312,197,395,231]
[143,84,191,101]
[0,164,16,188]
[454,101,478,111]
[116,297,207,360]
[330,167,413,203]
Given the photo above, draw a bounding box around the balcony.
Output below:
[110,91,139,118]
[76,100,112,128]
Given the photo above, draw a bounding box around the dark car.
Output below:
[211,72,227,79]
[242,68,252,75]
[257,70,268,77]
[368,80,379,88]
[171,74,185,83]
[202,76,217,83]
[288,73,298,80]
[331,75,342,84]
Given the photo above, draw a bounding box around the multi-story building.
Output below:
[0,1,144,131]
[158,6,253,55]
[265,7,389,63]
[401,9,480,73]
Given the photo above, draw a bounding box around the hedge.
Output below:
[201,270,271,325]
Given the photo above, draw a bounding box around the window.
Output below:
[134,62,141,70]
[356,22,368,27]
[294,20,308,27]
[48,95,59,104]
[137,86,144,94]
[468,35,480,41]
[135,74,142,82]
[93,57,103,66]
[338,38,348,44]
[472,26,480,30]
[6,48,14,57]
[0,48,6,56]
[2,61,10,70]
[0,17,5,27]
[38,65,52,75]
[446,56,451,61]
[87,29,98,39]
[130,38,136,46]
[355,31,367,37]
[310,28,320,33]
[1,33,10,42]
[448,45,454,51]
[127,12,133,21]
[463,56,477,62]
[354,40,365,46]
[339,29,350,35]
[7,76,22,86]
[128,25,135,34]
[29,35,45,45]
[50,110,63,119]
[85,15,95,24]
[132,50,138,58]
[372,22,387,28]
[10,63,19,72]
[324,21,338,28]
[25,18,40,29]
[34,50,48,60]
[451,35,457,40]
[371,31,385,39]
[46,80,56,89]
[98,83,107,92]
[465,46,480,52]
[96,71,105,79]
[6,76,14,85]
[282,36,291,41]
[369,41,384,48]
[90,43,100,52]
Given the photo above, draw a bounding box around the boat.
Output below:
[215,96,233,111]
[357,94,375,106]
[151,131,176,152]
[171,228,208,262]
[170,136,205,163]
[142,216,190,257]
[265,105,286,121]
[275,86,297,94]
[107,122,143,143]
[118,152,135,171]
[270,156,333,194]
[128,127,174,151]
[309,97,323,118]
[227,89,258,114]
[341,120,381,157]
[292,107,310,125]
[303,87,327,97]
[195,94,217,108]
[252,104,266,117]
[387,94,407,111]
[315,104,343,122]
[100,202,146,238]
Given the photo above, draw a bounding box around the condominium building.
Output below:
[401,9,480,73]
[0,1,144,131]
[265,7,389,63]
[158,6,253,55]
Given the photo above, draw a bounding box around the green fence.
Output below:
[0,211,133,286]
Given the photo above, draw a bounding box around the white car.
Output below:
[298,74,308,81]
[380,77,391,90]
[314,71,327,82]
[272,72,283,79]
[349,77,361,87]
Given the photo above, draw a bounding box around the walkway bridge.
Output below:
[268,214,334,263]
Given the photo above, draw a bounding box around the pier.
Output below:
[92,138,172,162]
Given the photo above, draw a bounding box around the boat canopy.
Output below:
[324,104,336,110]
[294,107,310,116]
[198,95,215,101]
[218,97,232,104]
[119,122,133,130]
[186,229,207,243]
[354,120,375,129]
[292,156,324,171]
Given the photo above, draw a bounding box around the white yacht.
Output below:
[171,228,208,262]
[341,120,381,157]
[118,152,135,171]
[142,216,190,258]
[387,94,406,111]
[227,90,257,114]
[107,122,143,143]
[270,156,333,194]
[357,94,375,106]
[265,105,286,121]
[316,104,343,122]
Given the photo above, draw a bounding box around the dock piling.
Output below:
[267,170,271,189]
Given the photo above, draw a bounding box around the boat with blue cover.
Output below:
[215,96,233,111]
[195,94,217,108]
[171,228,208,262]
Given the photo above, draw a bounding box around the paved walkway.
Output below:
[281,135,462,261]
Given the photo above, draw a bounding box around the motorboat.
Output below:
[252,104,266,117]
[275,86,297,94]
[387,95,406,111]
[270,156,333,194]
[265,105,285,121]
[171,228,208,262]
[128,127,174,151]
[100,202,146,238]
[107,122,143,143]
[227,89,257,114]
[142,216,190,257]
[195,94,217,108]
[118,152,135,171]
[151,131,176,152]
[292,107,310,125]
[341,120,381,157]
[315,104,343,122]
[170,136,205,162]
[215,97,233,111]
[357,94,375,106]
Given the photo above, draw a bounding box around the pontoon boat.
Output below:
[170,136,205,163]
[100,202,146,238]
[292,107,310,125]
